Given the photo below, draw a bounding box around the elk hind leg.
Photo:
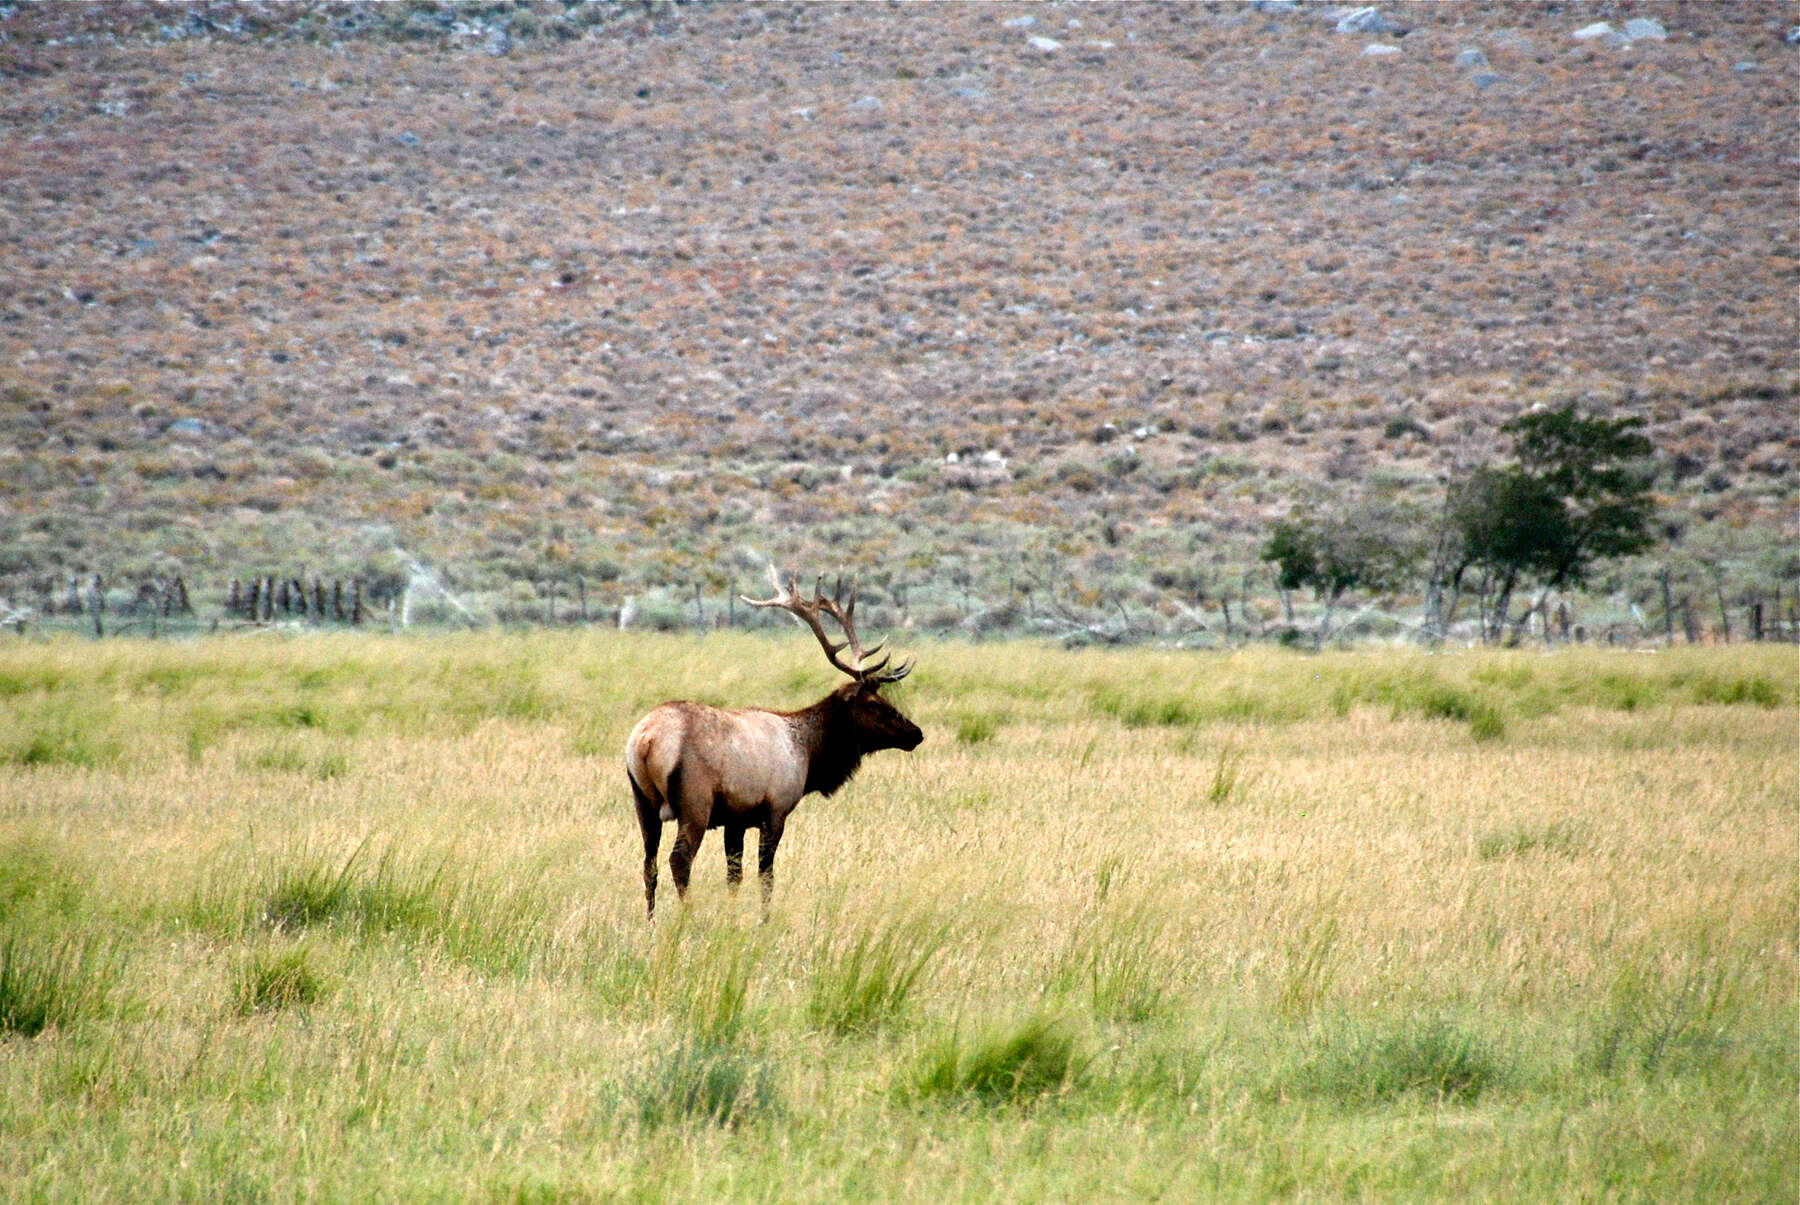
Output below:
[666,769,709,902]
[669,817,707,902]
[629,773,662,921]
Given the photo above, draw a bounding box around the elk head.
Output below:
[743,568,922,756]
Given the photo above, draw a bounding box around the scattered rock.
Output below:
[1363,43,1399,57]
[1002,15,1035,29]
[1028,35,1062,52]
[166,418,207,437]
[1455,48,1489,69]
[1732,61,1758,72]
[848,95,881,111]
[1336,8,1397,36]
[1570,22,1623,45]
[1621,18,1667,42]
[1472,72,1504,89]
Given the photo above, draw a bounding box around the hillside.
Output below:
[1,1,1795,637]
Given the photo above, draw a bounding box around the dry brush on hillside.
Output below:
[1,1,1794,636]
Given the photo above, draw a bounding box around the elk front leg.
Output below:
[669,816,707,902]
[723,823,745,892]
[757,815,786,922]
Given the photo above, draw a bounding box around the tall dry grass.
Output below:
[0,631,1793,1200]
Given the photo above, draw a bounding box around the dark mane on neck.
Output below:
[793,690,866,798]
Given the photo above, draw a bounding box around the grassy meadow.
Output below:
[0,631,1794,1201]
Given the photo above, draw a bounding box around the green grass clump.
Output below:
[1205,746,1249,804]
[233,942,331,1014]
[1092,689,1199,728]
[244,743,350,780]
[1683,672,1782,708]
[1594,672,1662,712]
[1476,820,1583,861]
[1276,912,1341,1021]
[952,711,1004,745]
[0,839,85,922]
[628,1039,778,1128]
[641,917,761,1043]
[907,1015,1086,1107]
[1383,679,1507,741]
[807,913,945,1036]
[1416,684,1477,722]
[1468,705,1507,742]
[2,725,119,770]
[1587,944,1745,1077]
[1057,904,1176,1024]
[0,931,120,1037]
[195,843,553,977]
[1290,1017,1504,1106]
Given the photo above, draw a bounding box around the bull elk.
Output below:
[624,568,923,920]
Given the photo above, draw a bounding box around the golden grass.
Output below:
[0,632,1793,1200]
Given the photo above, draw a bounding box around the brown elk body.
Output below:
[624,571,922,920]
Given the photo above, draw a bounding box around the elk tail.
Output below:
[628,768,663,840]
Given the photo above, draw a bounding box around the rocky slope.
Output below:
[1,1,1794,635]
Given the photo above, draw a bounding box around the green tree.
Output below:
[1446,403,1656,641]
[1262,499,1423,648]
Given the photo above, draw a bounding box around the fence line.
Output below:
[1,571,1796,646]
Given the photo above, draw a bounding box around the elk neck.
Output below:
[791,688,866,798]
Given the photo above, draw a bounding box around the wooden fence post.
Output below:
[1659,570,1675,645]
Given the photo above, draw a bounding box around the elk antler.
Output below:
[741,566,913,685]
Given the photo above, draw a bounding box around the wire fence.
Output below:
[3,570,1796,648]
